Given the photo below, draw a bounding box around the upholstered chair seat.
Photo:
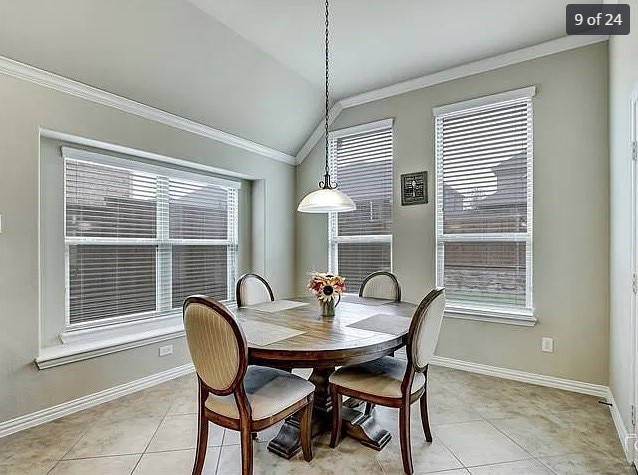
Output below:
[183,296,314,475]
[328,357,425,399]
[358,271,403,415]
[328,288,446,475]
[205,366,315,420]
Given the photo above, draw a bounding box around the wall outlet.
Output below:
[541,337,554,353]
[159,344,174,357]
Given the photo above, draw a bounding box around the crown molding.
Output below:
[294,101,342,163]
[0,56,296,165]
[295,34,608,164]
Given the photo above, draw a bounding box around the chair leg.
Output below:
[364,402,375,415]
[420,365,432,442]
[240,424,253,475]
[192,414,208,475]
[399,404,413,475]
[329,384,342,448]
[300,395,314,461]
[419,391,432,442]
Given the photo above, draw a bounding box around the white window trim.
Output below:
[36,147,241,368]
[329,118,394,140]
[61,147,241,189]
[434,87,536,325]
[36,313,185,369]
[433,86,536,117]
[327,119,394,276]
[444,304,537,327]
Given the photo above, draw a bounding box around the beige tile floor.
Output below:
[0,365,633,475]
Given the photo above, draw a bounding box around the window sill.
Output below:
[444,304,537,327]
[36,313,185,369]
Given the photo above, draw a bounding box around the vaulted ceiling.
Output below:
[0,0,602,158]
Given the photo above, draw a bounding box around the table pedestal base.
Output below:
[341,406,392,450]
[267,368,392,458]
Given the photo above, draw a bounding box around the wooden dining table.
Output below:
[231,295,417,459]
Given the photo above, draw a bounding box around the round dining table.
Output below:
[232,295,417,459]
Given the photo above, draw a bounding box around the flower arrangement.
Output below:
[308,272,346,302]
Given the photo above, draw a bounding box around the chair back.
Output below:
[359,271,401,301]
[407,288,445,372]
[235,273,275,307]
[183,295,248,395]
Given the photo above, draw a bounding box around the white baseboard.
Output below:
[0,353,631,466]
[430,356,608,397]
[430,356,637,464]
[606,389,635,463]
[0,363,194,439]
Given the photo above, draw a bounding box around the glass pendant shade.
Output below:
[297,188,356,213]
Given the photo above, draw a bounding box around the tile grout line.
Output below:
[435,417,533,471]
[129,391,177,474]
[45,408,112,475]
[213,433,224,475]
[533,455,560,475]
[427,388,491,471]
[483,417,537,460]
[431,431,467,471]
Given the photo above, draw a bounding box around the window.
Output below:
[328,120,393,291]
[63,147,238,329]
[434,88,535,322]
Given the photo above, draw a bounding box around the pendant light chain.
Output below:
[324,0,330,177]
[296,0,354,212]
[318,0,337,190]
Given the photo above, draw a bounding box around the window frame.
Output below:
[61,147,239,332]
[36,143,242,369]
[434,87,536,326]
[327,119,394,290]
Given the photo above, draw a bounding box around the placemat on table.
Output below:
[240,320,305,347]
[339,294,391,306]
[347,314,412,335]
[248,299,309,313]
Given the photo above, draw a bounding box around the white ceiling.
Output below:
[188,0,602,100]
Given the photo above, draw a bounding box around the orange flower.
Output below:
[308,272,346,301]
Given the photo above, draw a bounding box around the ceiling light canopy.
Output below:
[297,0,356,214]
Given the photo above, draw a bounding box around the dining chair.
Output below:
[328,288,446,475]
[236,273,275,307]
[183,295,315,475]
[359,271,402,415]
[359,271,402,301]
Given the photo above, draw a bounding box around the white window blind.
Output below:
[328,121,393,291]
[63,149,239,328]
[435,88,534,314]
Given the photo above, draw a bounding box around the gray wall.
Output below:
[609,0,638,434]
[0,73,295,423]
[0,0,323,154]
[296,43,610,385]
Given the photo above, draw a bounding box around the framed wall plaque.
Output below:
[401,171,428,205]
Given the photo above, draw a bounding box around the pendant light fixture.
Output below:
[297,0,356,213]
